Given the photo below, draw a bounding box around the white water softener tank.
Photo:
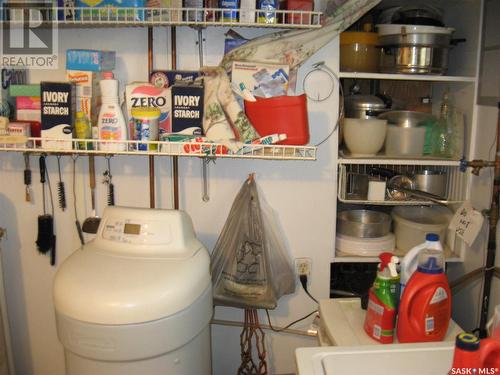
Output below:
[53,206,212,375]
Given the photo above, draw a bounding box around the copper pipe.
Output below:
[148,27,155,209]
[171,27,177,70]
[171,26,180,210]
[450,267,485,293]
[148,27,153,74]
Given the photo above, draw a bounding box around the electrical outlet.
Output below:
[295,257,312,277]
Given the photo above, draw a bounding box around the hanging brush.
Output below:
[56,155,66,211]
[36,155,56,265]
[72,156,85,246]
[23,153,32,202]
[104,156,115,206]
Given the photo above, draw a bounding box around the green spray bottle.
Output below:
[364,252,400,343]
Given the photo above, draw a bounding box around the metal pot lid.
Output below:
[345,94,387,110]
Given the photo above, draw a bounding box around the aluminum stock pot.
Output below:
[376,24,455,75]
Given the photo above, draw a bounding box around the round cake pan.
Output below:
[337,209,392,238]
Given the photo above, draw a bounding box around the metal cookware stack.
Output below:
[336,209,395,257]
[376,5,463,75]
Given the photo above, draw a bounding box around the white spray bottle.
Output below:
[97,72,127,151]
[399,233,444,296]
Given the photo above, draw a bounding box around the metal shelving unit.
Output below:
[0,138,317,160]
[1,6,322,28]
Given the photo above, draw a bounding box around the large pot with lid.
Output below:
[344,94,390,119]
[377,24,455,75]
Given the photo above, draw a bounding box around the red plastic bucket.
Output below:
[244,94,309,145]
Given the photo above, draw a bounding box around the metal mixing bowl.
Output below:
[337,210,392,238]
[378,110,435,128]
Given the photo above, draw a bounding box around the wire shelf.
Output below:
[333,245,462,263]
[1,6,322,28]
[0,137,317,160]
[338,150,461,166]
[338,163,466,205]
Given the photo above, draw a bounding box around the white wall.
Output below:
[0,27,339,374]
[447,105,498,331]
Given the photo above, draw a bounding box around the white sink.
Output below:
[296,342,455,375]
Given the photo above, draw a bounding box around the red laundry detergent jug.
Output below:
[244,95,309,145]
[449,332,500,374]
[397,249,451,343]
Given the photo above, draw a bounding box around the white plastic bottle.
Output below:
[97,72,127,151]
[399,233,444,296]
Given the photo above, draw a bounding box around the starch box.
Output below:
[66,70,102,125]
[171,83,204,134]
[41,82,75,150]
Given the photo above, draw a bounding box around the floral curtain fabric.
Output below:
[220,0,381,71]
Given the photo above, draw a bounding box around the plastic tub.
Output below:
[244,94,309,145]
[385,125,426,157]
[340,32,379,72]
[131,107,161,151]
[392,206,453,253]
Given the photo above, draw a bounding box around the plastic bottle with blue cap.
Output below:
[399,233,444,297]
[397,247,451,343]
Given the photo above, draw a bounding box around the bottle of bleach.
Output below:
[97,72,127,151]
[363,252,400,344]
[397,248,451,343]
[400,233,444,296]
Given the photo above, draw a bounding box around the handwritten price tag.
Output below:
[449,201,484,246]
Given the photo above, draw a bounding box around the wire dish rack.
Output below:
[338,163,467,205]
[1,6,323,28]
[0,137,317,160]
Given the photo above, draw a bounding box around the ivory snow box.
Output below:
[41,82,75,150]
[171,82,204,134]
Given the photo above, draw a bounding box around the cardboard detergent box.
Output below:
[150,70,200,89]
[126,82,171,135]
[171,82,204,134]
[41,82,75,150]
[66,70,102,125]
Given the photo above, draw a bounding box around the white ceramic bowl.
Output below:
[343,118,387,156]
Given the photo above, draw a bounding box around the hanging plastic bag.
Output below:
[211,175,295,309]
